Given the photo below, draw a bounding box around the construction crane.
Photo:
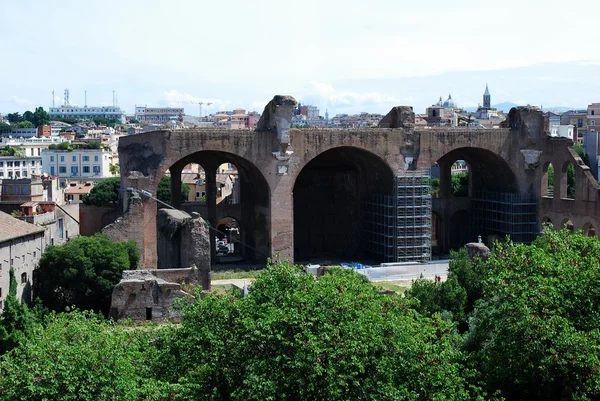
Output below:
[173,100,213,119]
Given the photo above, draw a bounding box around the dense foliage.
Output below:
[0,311,173,400]
[157,175,190,204]
[0,269,33,354]
[33,234,139,315]
[82,176,121,206]
[3,229,600,400]
[406,228,600,400]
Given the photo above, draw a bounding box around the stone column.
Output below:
[439,160,452,198]
[170,163,184,210]
[204,161,219,266]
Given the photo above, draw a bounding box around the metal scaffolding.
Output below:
[471,190,537,244]
[362,172,432,263]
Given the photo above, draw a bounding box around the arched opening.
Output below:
[560,162,576,199]
[542,162,554,198]
[434,148,524,251]
[293,147,394,263]
[541,216,553,230]
[449,210,474,250]
[561,218,575,232]
[450,159,470,197]
[582,222,596,237]
[161,150,269,266]
[216,217,242,260]
[437,148,517,195]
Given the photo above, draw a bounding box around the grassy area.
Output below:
[373,281,411,294]
[211,270,263,280]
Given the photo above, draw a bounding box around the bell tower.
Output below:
[483,84,491,109]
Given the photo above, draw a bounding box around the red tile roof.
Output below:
[0,211,45,243]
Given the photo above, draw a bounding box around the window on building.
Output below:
[21,272,27,284]
[7,162,13,167]
[93,166,101,174]
[83,156,89,162]
[578,119,583,128]
[71,166,78,176]
[58,218,64,239]
[83,166,90,173]
[592,110,595,115]
[15,171,20,178]
[60,155,65,162]
[72,155,76,162]
[22,171,27,177]
[50,166,55,175]
[0,161,3,167]
[59,166,66,174]
[50,156,54,162]
[94,155,99,162]
[591,121,596,126]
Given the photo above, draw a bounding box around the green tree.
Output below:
[85,140,102,149]
[464,228,600,400]
[22,110,34,123]
[547,164,554,191]
[82,176,120,206]
[0,310,173,400]
[14,121,34,128]
[109,163,120,176]
[451,172,469,196]
[32,106,50,127]
[0,268,33,354]
[153,263,490,400]
[6,112,22,123]
[0,123,10,132]
[33,234,139,315]
[157,175,190,204]
[48,142,73,151]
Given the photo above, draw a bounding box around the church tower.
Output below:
[483,84,491,109]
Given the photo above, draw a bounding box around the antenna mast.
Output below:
[64,89,70,106]
[52,90,55,108]
[85,90,87,107]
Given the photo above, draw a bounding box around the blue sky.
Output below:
[1,0,599,116]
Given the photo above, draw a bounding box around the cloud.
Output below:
[304,82,410,111]
[8,96,32,105]
[163,90,231,113]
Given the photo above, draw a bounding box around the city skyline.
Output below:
[1,0,599,116]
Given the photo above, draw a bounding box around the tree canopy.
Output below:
[157,175,190,204]
[82,176,120,206]
[406,228,600,400]
[33,234,139,316]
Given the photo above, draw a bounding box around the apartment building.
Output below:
[1,136,70,157]
[588,103,600,132]
[49,106,126,124]
[41,148,113,182]
[0,156,42,179]
[135,106,184,123]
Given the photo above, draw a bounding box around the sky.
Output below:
[1,0,599,116]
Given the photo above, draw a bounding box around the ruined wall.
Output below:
[79,204,119,236]
[110,267,201,322]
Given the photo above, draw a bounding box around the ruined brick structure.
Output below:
[117,96,600,268]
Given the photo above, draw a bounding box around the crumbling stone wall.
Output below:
[110,267,201,322]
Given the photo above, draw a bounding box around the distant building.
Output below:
[64,181,94,203]
[588,103,600,132]
[550,124,575,141]
[1,136,70,158]
[0,211,45,310]
[49,106,126,124]
[0,155,42,179]
[135,106,184,123]
[583,131,599,179]
[41,148,113,183]
[425,94,459,126]
[474,85,499,120]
